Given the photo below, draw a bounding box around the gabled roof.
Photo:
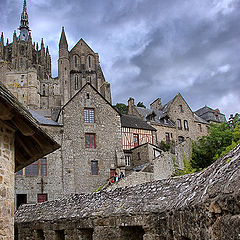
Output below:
[70,38,96,55]
[0,81,60,172]
[57,83,120,121]
[193,113,209,124]
[121,114,156,131]
[195,106,226,123]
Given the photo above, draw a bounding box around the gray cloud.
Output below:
[0,0,239,117]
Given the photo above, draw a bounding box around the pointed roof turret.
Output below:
[59,27,68,49]
[19,0,30,41]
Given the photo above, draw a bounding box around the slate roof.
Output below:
[135,107,175,127]
[195,106,226,123]
[193,113,209,124]
[29,110,61,126]
[121,114,156,131]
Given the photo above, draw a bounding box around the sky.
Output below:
[0,0,239,118]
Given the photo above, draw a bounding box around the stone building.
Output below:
[15,144,240,240]
[0,81,59,240]
[128,93,210,145]
[0,0,111,114]
[15,83,124,204]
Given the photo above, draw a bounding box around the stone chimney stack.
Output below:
[150,98,162,111]
[128,97,135,115]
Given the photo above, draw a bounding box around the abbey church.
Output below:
[0,0,226,207]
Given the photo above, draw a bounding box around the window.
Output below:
[20,46,24,55]
[42,84,46,96]
[84,108,94,123]
[110,169,115,177]
[177,119,182,130]
[179,105,183,112]
[74,75,79,90]
[198,124,202,132]
[125,156,130,166]
[133,133,139,147]
[16,169,23,175]
[178,136,184,143]
[165,132,170,144]
[86,93,90,99]
[91,160,98,175]
[21,75,24,79]
[88,55,91,68]
[184,120,189,130]
[87,76,91,83]
[25,161,39,176]
[37,194,48,203]
[40,158,47,176]
[74,55,78,68]
[20,58,23,68]
[85,133,96,148]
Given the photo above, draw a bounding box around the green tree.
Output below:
[113,103,128,115]
[191,115,240,170]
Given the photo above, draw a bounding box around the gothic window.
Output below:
[84,108,94,123]
[177,119,182,130]
[74,75,79,90]
[91,160,98,175]
[184,120,189,130]
[85,133,96,148]
[20,46,24,55]
[74,55,78,68]
[88,55,91,68]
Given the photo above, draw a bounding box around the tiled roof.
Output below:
[29,110,60,126]
[121,114,156,131]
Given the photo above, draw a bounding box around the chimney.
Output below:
[128,97,135,115]
[150,98,162,111]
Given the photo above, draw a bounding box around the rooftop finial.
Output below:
[19,0,30,41]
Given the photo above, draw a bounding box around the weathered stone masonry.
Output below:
[0,121,15,240]
[15,144,240,239]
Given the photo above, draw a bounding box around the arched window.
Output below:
[74,56,78,68]
[20,46,24,55]
[88,55,91,68]
[42,84,46,96]
[184,120,189,130]
[20,58,23,68]
[75,75,79,90]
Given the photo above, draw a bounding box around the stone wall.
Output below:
[0,121,15,240]
[15,125,63,206]
[15,144,240,240]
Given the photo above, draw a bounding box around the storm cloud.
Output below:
[0,0,239,117]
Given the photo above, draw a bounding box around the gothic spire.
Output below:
[19,0,30,41]
[59,27,68,49]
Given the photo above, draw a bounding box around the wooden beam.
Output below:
[13,115,35,136]
[0,103,14,120]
